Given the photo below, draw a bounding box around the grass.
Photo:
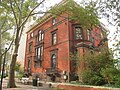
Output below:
[53,88,66,90]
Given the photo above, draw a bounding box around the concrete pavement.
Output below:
[2,79,52,90]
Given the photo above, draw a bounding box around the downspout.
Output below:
[24,35,28,73]
[67,15,70,82]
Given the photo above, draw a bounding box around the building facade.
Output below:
[24,2,108,82]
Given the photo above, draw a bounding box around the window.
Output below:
[34,46,43,67]
[52,31,57,45]
[51,54,57,69]
[101,32,103,38]
[52,18,57,25]
[30,32,34,38]
[92,37,95,46]
[29,42,32,52]
[38,30,44,41]
[87,29,91,40]
[75,27,83,40]
[35,46,43,60]
[28,58,31,73]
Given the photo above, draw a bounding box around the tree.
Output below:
[80,48,120,86]
[50,0,100,29]
[0,5,13,72]
[94,0,120,60]
[15,61,21,72]
[0,0,45,88]
[97,0,120,28]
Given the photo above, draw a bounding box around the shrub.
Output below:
[80,70,93,84]
[101,68,120,85]
[90,74,105,85]
[81,70,105,85]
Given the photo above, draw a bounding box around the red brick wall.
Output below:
[57,85,109,90]
[24,12,107,77]
[25,13,70,74]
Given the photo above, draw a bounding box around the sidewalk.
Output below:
[2,79,52,90]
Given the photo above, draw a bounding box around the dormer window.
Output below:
[75,26,83,40]
[52,18,57,25]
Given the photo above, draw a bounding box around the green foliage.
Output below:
[101,67,120,85]
[16,66,24,79]
[97,0,120,58]
[54,88,65,90]
[15,61,21,72]
[50,0,100,29]
[69,52,80,67]
[79,48,120,87]
[80,70,104,86]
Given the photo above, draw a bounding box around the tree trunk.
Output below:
[7,44,19,88]
[7,27,20,88]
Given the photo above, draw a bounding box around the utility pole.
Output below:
[0,48,7,90]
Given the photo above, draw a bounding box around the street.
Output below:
[2,79,52,90]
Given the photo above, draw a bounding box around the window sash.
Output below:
[87,29,91,40]
[75,27,83,40]
[52,33,57,45]
[38,30,44,42]
[51,54,56,69]
[29,43,32,52]
[35,46,43,60]
[52,18,57,25]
